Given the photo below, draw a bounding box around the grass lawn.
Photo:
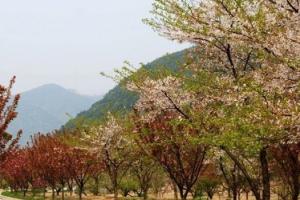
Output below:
[1,191,45,200]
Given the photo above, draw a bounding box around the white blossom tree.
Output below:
[83,113,132,200]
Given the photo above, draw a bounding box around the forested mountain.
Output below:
[64,49,189,127]
[9,84,101,144]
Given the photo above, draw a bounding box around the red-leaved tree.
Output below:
[0,76,21,159]
[134,112,207,200]
[1,149,33,196]
[66,148,100,200]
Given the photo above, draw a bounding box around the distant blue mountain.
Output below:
[8,84,101,144]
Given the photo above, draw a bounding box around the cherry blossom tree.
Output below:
[124,75,208,200]
[143,1,300,200]
[130,151,161,199]
[83,113,132,200]
[145,0,300,74]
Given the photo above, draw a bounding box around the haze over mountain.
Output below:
[9,84,101,144]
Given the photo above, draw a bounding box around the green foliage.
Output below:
[193,179,220,200]
[119,178,139,197]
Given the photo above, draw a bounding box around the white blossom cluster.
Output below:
[83,113,127,153]
[127,76,195,122]
[149,0,300,68]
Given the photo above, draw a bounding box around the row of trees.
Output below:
[0,0,299,200]
[1,134,100,200]
[99,0,299,200]
[0,78,216,200]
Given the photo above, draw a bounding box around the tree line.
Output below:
[0,0,299,200]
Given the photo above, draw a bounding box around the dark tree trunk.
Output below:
[222,146,261,200]
[112,177,118,200]
[245,192,249,200]
[143,188,149,200]
[219,158,240,200]
[78,182,84,200]
[292,175,299,200]
[207,192,214,200]
[52,188,55,200]
[113,187,118,200]
[43,188,47,200]
[178,187,188,200]
[232,188,238,200]
[62,186,65,200]
[23,190,27,197]
[56,188,61,196]
[260,148,270,200]
[290,148,300,200]
[173,181,179,200]
[93,176,100,195]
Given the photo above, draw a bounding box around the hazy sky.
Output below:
[0,0,188,95]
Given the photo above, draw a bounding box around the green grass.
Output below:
[1,191,45,200]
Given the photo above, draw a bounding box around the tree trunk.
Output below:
[67,181,74,196]
[143,188,149,200]
[52,188,55,200]
[79,192,82,200]
[78,187,83,200]
[78,182,84,200]
[113,187,118,200]
[222,146,261,200]
[56,188,60,196]
[93,177,100,195]
[62,188,65,200]
[43,188,46,200]
[112,178,118,200]
[245,192,249,200]
[207,192,214,200]
[110,170,118,200]
[172,181,178,200]
[291,150,299,200]
[291,177,299,200]
[260,148,270,200]
[178,187,188,200]
[232,189,237,200]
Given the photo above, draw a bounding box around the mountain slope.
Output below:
[65,49,188,127]
[9,84,101,144]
